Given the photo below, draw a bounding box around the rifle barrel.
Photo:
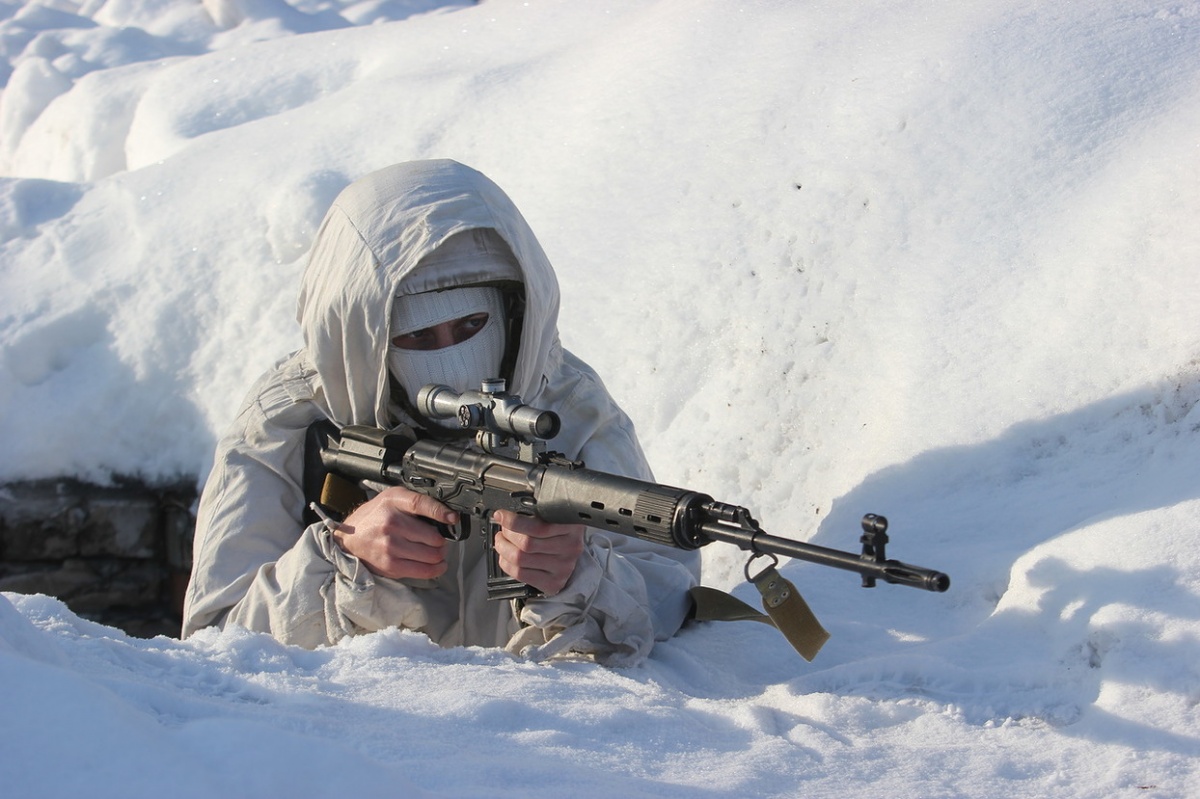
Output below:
[699,521,950,593]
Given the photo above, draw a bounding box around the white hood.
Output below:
[296,159,561,429]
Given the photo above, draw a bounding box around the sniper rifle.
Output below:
[313,379,950,659]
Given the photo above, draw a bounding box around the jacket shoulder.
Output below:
[237,352,326,433]
[544,349,652,480]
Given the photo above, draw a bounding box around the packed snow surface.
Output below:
[2,0,1200,796]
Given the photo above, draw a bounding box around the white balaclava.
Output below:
[388,285,507,411]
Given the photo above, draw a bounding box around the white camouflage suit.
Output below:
[182,160,700,666]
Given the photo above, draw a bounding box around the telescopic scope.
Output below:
[417,379,561,441]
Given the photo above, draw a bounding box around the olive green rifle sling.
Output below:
[688,561,830,662]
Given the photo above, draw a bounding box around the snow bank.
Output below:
[2,0,1200,796]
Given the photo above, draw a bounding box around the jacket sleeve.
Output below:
[507,532,698,667]
[507,354,701,666]
[181,358,436,647]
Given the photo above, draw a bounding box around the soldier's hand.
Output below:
[492,509,586,595]
[333,486,454,581]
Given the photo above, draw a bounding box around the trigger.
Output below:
[437,518,470,542]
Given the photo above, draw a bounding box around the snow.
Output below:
[2,0,1199,795]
